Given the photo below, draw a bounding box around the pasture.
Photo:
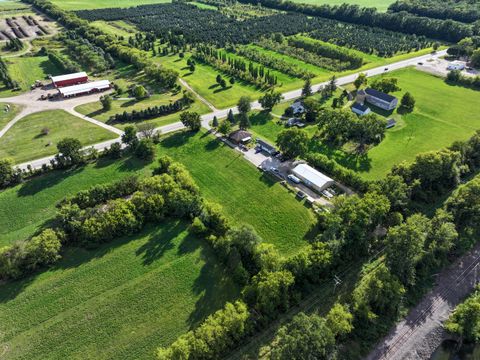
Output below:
[0,103,20,129]
[0,110,118,163]
[0,221,239,360]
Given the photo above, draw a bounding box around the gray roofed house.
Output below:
[351,102,371,116]
[256,139,278,155]
[229,129,252,144]
[365,87,398,111]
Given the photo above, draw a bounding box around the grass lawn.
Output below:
[157,130,317,255]
[75,93,211,130]
[320,68,480,180]
[50,0,171,10]
[0,110,118,163]
[0,0,29,10]
[0,221,239,360]
[0,103,21,130]
[0,55,62,97]
[90,20,138,38]
[0,130,315,254]
[287,0,394,11]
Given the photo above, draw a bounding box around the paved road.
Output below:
[4,49,447,170]
[365,242,480,360]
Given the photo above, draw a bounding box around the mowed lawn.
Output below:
[328,68,480,180]
[50,0,171,10]
[75,93,211,130]
[0,130,315,254]
[0,103,21,130]
[157,131,317,255]
[0,56,62,97]
[0,221,239,360]
[0,110,118,163]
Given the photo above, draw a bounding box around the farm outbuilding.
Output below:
[292,163,335,193]
[365,88,398,111]
[58,80,111,98]
[51,72,88,88]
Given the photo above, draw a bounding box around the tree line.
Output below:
[194,45,278,87]
[237,0,477,42]
[0,56,18,89]
[389,0,480,24]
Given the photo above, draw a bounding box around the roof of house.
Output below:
[352,102,370,112]
[386,118,397,128]
[292,164,334,189]
[257,139,277,152]
[290,101,305,112]
[365,87,397,103]
[51,72,88,83]
[58,80,110,96]
[229,129,252,142]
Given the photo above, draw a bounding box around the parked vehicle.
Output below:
[322,190,334,199]
[296,190,306,199]
[287,174,301,184]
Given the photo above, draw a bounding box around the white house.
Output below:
[351,102,371,116]
[292,164,335,193]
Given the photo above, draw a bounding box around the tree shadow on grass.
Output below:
[250,111,272,126]
[17,166,84,197]
[159,130,195,149]
[136,221,190,265]
[204,138,221,151]
[185,240,240,328]
[213,86,232,94]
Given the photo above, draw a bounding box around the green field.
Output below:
[90,20,138,38]
[0,103,21,130]
[0,0,29,10]
[0,129,315,253]
[288,0,394,11]
[75,92,211,130]
[0,56,62,97]
[0,110,118,163]
[327,68,480,180]
[0,221,239,360]
[50,0,171,10]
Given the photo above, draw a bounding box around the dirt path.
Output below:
[178,78,217,112]
[365,242,480,360]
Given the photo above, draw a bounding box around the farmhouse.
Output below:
[256,139,278,155]
[365,88,398,111]
[290,100,305,116]
[229,129,252,144]
[50,72,88,88]
[58,80,111,98]
[292,163,335,193]
[351,102,371,116]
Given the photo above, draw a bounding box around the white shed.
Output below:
[292,164,335,193]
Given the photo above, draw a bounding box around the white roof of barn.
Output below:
[58,80,110,96]
[292,164,334,188]
[51,72,88,83]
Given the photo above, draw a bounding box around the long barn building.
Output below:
[50,72,88,88]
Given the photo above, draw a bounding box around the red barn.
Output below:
[50,72,88,88]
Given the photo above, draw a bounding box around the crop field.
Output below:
[326,68,480,180]
[0,110,118,163]
[75,92,211,130]
[0,221,239,360]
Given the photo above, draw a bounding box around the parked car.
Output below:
[296,191,306,199]
[271,167,280,174]
[287,174,301,184]
[322,190,334,199]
